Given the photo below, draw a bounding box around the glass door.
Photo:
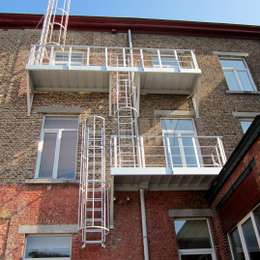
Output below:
[161,119,200,170]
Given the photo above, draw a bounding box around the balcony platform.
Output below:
[112,167,221,191]
[27,45,201,95]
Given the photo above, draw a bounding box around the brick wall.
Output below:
[0,186,231,260]
[1,29,260,182]
[0,27,260,259]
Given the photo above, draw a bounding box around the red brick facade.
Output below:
[0,185,231,260]
[1,13,260,260]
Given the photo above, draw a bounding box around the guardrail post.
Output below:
[140,49,144,70]
[191,50,199,70]
[123,48,126,67]
[50,46,55,66]
[140,137,146,168]
[217,137,227,166]
[157,49,162,68]
[105,48,108,68]
[130,48,134,67]
[174,50,179,70]
[68,46,72,67]
[166,137,174,173]
[86,47,90,66]
[114,136,117,168]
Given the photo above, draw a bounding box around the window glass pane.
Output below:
[230,227,246,260]
[181,255,212,260]
[174,219,212,249]
[55,52,69,63]
[168,136,182,167]
[223,71,240,91]
[25,236,71,258]
[161,119,194,132]
[253,205,260,236]
[242,218,260,259]
[57,131,77,179]
[161,56,178,68]
[220,59,246,69]
[39,133,57,178]
[238,71,255,91]
[71,52,84,64]
[240,120,252,133]
[44,116,78,129]
[182,137,198,167]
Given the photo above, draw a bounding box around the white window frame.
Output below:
[161,118,201,168]
[23,234,72,260]
[228,203,260,260]
[174,218,217,260]
[219,57,257,92]
[35,115,79,179]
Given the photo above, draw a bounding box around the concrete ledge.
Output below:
[168,209,213,218]
[232,111,260,118]
[18,224,78,234]
[213,51,249,57]
[25,179,79,184]
[154,110,194,117]
[226,90,260,95]
[34,105,83,114]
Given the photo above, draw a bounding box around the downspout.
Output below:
[128,29,133,49]
[140,189,149,260]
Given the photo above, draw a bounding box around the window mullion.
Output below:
[237,223,250,260]
[52,129,62,178]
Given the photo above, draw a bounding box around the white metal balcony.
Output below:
[26,45,201,94]
[110,135,226,190]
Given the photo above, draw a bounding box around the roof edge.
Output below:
[1,13,260,39]
[206,115,260,202]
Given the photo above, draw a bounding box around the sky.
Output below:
[1,0,260,26]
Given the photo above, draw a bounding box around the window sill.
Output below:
[226,90,260,95]
[25,178,79,185]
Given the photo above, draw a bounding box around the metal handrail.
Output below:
[28,44,200,71]
[110,135,226,169]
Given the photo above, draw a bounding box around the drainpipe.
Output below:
[140,189,149,260]
[128,29,133,48]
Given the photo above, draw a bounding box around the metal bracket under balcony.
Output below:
[26,45,201,94]
[110,135,226,191]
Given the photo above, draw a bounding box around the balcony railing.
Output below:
[28,44,200,72]
[110,135,226,171]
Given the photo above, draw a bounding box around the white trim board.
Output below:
[18,224,78,234]
[213,51,249,57]
[154,110,194,117]
[232,111,260,118]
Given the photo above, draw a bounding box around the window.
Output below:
[36,116,79,179]
[24,235,71,259]
[219,57,256,92]
[55,52,84,65]
[240,119,253,133]
[174,218,216,260]
[228,204,260,260]
[161,119,200,168]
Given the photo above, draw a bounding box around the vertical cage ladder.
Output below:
[79,116,109,247]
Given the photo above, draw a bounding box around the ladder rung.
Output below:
[86,218,102,221]
[85,229,103,233]
[86,208,102,211]
[86,198,102,202]
[84,240,103,244]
